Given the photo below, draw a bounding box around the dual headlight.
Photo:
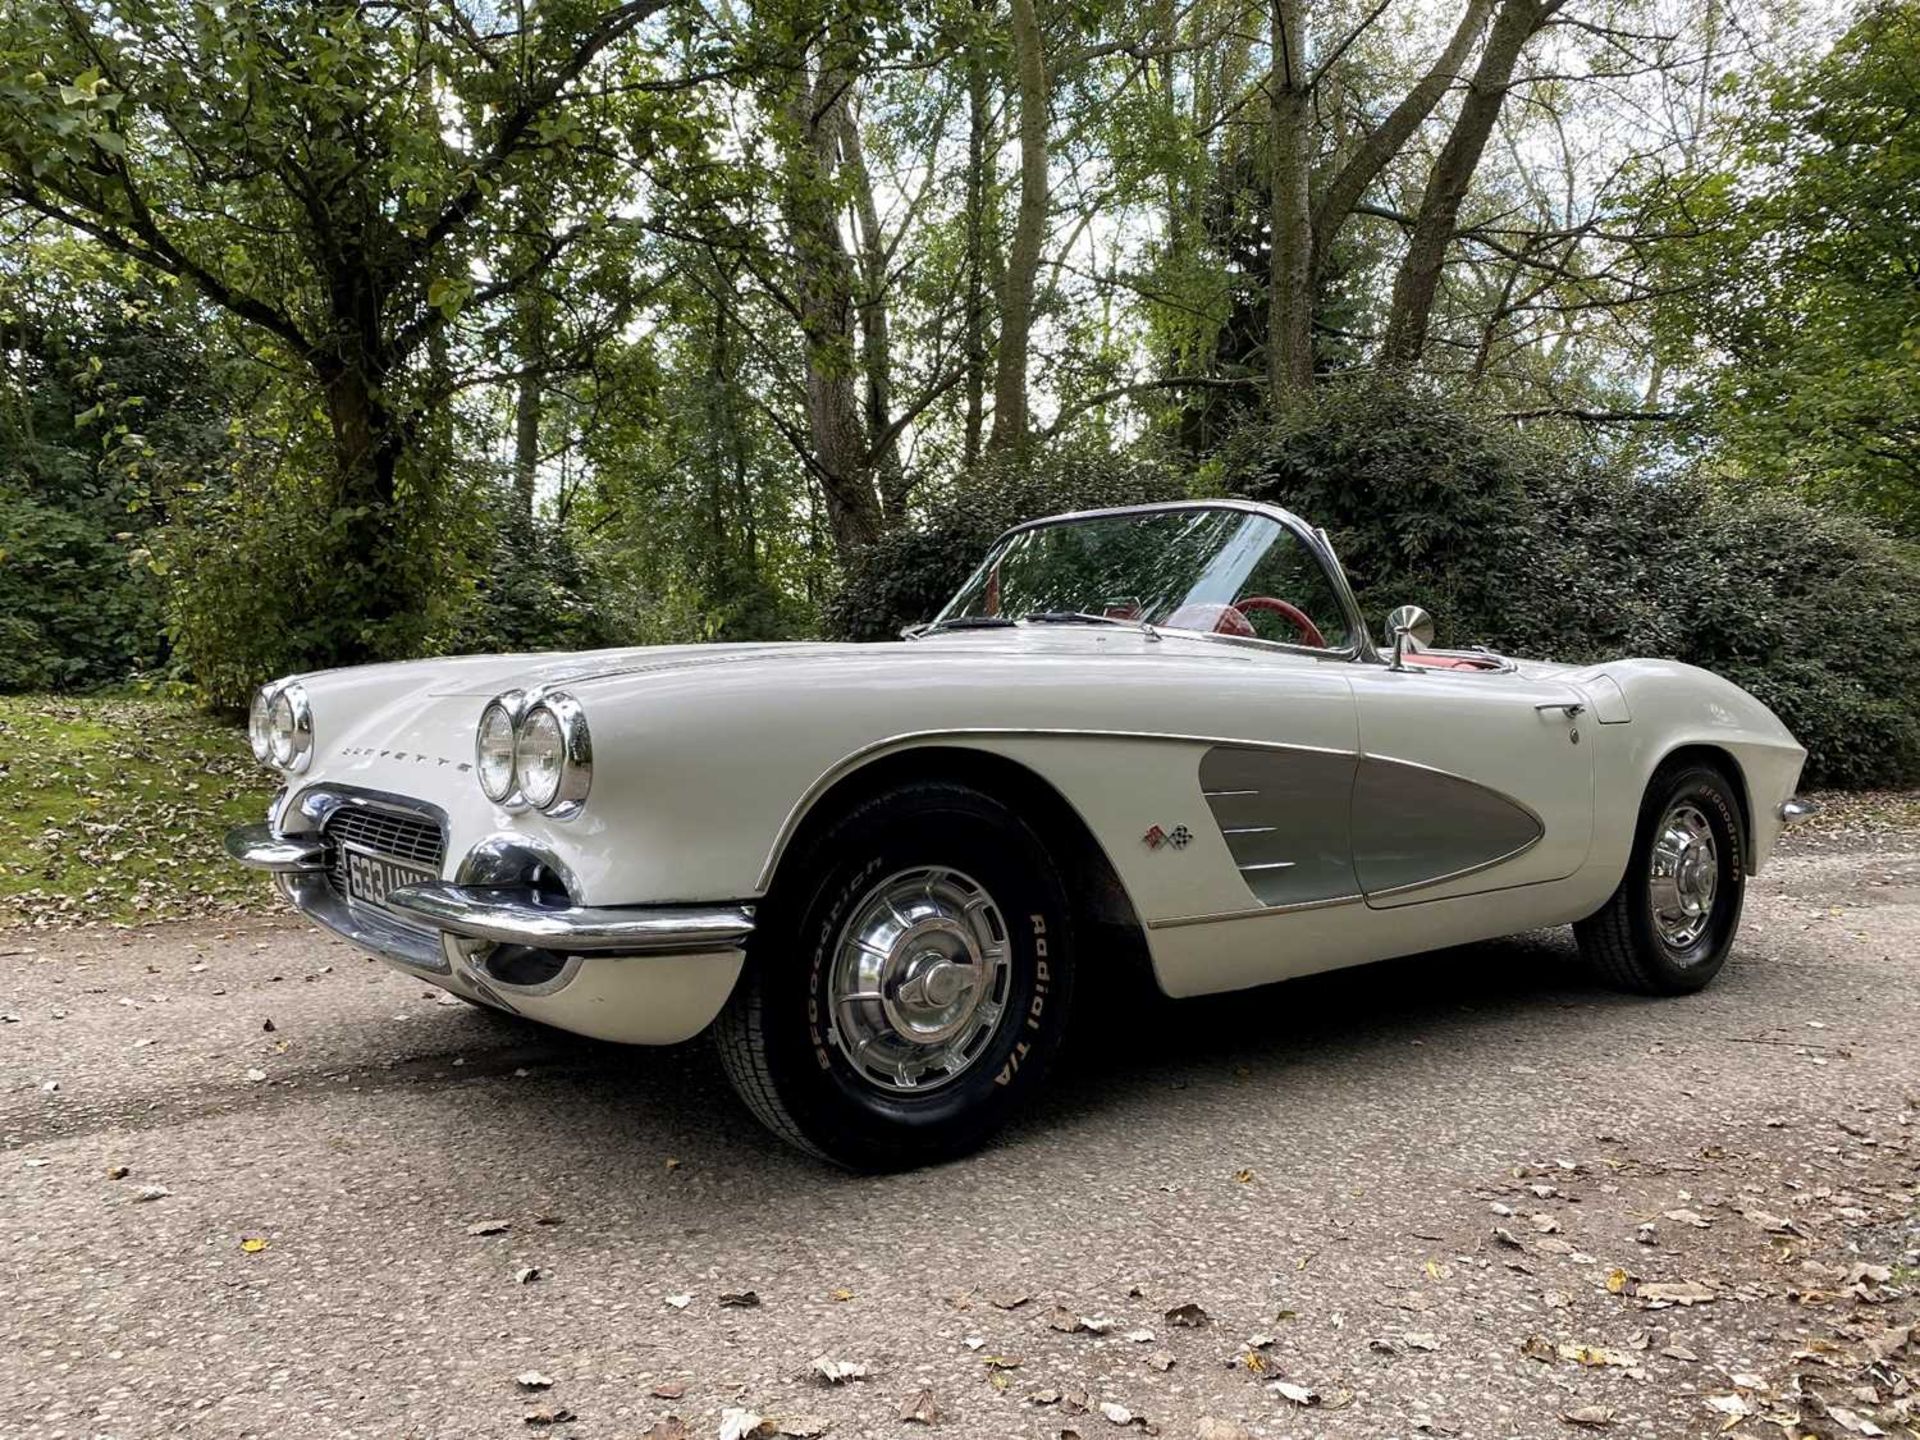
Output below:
[248,680,313,773]
[475,689,591,818]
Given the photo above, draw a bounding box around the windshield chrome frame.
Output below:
[940,499,1382,664]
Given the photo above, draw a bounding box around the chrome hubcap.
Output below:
[827,866,1011,1093]
[1649,801,1719,951]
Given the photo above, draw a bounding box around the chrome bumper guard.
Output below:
[225,823,327,873]
[385,882,754,956]
[1779,797,1822,825]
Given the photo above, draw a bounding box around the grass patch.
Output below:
[0,694,278,927]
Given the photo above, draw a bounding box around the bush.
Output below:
[821,446,1190,641]
[0,495,162,691]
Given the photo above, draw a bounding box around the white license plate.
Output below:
[344,846,436,914]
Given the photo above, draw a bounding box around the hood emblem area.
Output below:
[339,745,471,773]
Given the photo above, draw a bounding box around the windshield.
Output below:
[935,506,1355,650]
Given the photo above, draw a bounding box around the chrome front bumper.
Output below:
[224,823,755,958]
[384,882,753,955]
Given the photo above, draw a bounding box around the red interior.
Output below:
[1397,650,1503,671]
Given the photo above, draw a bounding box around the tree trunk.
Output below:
[513,360,541,528]
[962,11,992,468]
[1266,0,1313,404]
[839,108,906,522]
[320,362,410,659]
[780,58,883,556]
[1311,0,1496,274]
[987,0,1050,454]
[1378,0,1552,369]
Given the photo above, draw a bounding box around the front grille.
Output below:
[322,803,447,902]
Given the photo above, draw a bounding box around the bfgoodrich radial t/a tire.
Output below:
[1576,761,1747,996]
[715,780,1075,1170]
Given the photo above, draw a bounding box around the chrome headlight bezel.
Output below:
[478,687,590,820]
[254,679,313,774]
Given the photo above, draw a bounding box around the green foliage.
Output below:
[821,446,1190,640]
[1643,0,1920,535]
[447,521,629,655]
[0,495,160,690]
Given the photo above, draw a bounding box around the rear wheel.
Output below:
[1576,762,1746,995]
[715,780,1075,1170]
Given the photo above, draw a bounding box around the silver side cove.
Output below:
[1200,745,1546,909]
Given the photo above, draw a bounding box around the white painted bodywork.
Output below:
[267,606,1807,1044]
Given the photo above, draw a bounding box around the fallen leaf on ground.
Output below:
[1049,1307,1114,1334]
[1270,1381,1318,1406]
[1098,1401,1134,1425]
[990,1291,1030,1310]
[516,1267,541,1285]
[828,1288,854,1302]
[239,1236,268,1253]
[522,1408,574,1427]
[1558,1343,1631,1367]
[719,1290,761,1309]
[516,1371,555,1390]
[1636,1281,1716,1307]
[133,1184,170,1202]
[1163,1302,1211,1328]
[1124,1328,1154,1343]
[1146,1352,1175,1372]
[1605,1268,1629,1294]
[1233,1168,1255,1184]
[1531,1214,1562,1234]
[466,1219,511,1236]
[642,1419,689,1440]
[1561,1405,1613,1427]
[899,1389,938,1424]
[1402,1332,1440,1350]
[1662,1209,1712,1228]
[1493,1227,1523,1249]
[664,1293,692,1309]
[811,1358,866,1384]
[718,1409,770,1440]
[1029,1389,1062,1406]
[1660,1344,1698,1362]
[983,1355,1022,1371]
[651,1382,686,1400]
[776,1417,829,1437]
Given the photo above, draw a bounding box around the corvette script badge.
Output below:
[1143,824,1192,850]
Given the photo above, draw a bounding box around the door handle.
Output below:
[1534,701,1586,717]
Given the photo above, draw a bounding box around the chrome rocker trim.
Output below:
[225,822,327,873]
[385,882,755,956]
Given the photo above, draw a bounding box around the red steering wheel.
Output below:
[1228,595,1327,648]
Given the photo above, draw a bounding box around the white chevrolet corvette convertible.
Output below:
[228,500,1813,1167]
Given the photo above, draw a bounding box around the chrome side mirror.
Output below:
[1385,604,1435,670]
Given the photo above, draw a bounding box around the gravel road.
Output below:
[4,828,1916,1440]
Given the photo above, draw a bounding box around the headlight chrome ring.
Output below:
[475,690,526,804]
[255,680,313,774]
[521,691,592,818]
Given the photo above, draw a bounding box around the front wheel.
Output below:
[714,780,1075,1170]
[1575,761,1746,995]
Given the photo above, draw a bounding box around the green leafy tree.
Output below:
[1644,0,1920,534]
[0,0,700,666]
